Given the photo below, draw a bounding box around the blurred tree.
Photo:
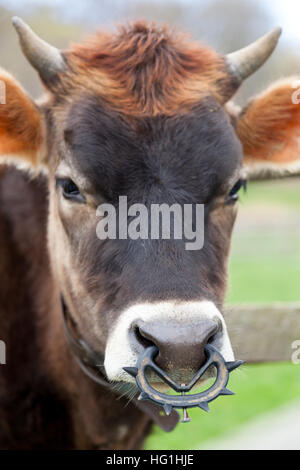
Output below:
[126,0,185,25]
[188,0,300,104]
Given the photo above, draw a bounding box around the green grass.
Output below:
[228,257,300,303]
[145,363,300,450]
[241,179,300,209]
[145,179,300,450]
[228,179,300,303]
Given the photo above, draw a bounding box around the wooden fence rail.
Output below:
[226,302,300,363]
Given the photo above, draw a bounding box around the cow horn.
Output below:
[226,27,282,82]
[12,16,66,81]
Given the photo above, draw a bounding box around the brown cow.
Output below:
[0,18,299,449]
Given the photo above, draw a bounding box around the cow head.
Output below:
[1,18,300,388]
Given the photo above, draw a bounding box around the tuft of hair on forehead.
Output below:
[65,21,237,116]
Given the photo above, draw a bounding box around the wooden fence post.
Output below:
[225,302,300,363]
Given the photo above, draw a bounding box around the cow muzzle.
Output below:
[104,301,243,420]
[104,301,235,386]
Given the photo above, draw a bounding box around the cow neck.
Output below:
[60,296,179,432]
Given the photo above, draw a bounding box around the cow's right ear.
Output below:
[0,69,44,168]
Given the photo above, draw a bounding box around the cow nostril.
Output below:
[207,320,222,345]
[133,325,155,349]
[207,333,216,344]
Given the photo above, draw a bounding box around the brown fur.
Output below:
[0,71,43,165]
[1,20,300,450]
[0,166,152,449]
[64,22,237,115]
[237,79,300,163]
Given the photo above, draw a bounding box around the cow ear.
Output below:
[0,69,44,169]
[236,78,300,179]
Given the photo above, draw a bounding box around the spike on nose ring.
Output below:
[123,344,244,423]
[180,387,191,423]
[182,408,191,423]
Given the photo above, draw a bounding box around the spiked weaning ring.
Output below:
[124,344,243,422]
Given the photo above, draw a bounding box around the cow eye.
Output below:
[56,178,85,203]
[226,179,247,204]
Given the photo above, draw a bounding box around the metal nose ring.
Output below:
[124,344,244,422]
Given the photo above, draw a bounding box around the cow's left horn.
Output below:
[12,16,66,81]
[226,27,282,82]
